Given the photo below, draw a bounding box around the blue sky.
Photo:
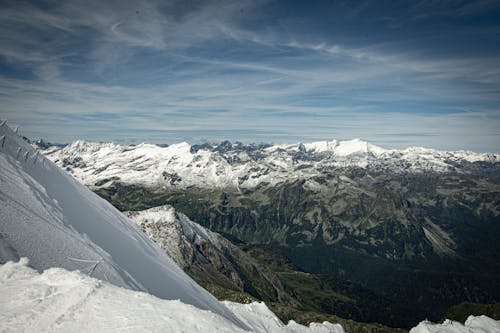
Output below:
[0,0,499,151]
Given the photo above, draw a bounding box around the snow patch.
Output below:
[224,301,346,333]
[409,316,500,333]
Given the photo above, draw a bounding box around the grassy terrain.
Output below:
[269,304,407,333]
[444,302,500,323]
[243,245,411,330]
[200,283,257,304]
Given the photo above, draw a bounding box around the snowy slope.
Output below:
[1,259,498,333]
[0,258,240,333]
[0,259,345,333]
[0,123,245,327]
[39,137,500,191]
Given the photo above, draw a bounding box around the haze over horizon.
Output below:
[1,0,500,152]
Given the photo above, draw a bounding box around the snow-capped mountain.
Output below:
[38,138,500,191]
[0,123,245,328]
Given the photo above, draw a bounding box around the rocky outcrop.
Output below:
[125,205,295,305]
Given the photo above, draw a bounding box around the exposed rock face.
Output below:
[126,205,295,305]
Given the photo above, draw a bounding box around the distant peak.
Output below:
[167,141,191,151]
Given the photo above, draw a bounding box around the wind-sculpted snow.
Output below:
[0,259,346,333]
[39,138,500,191]
[0,123,246,328]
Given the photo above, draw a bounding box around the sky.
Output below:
[0,0,499,152]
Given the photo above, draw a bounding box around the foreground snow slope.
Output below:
[0,259,345,333]
[0,123,243,327]
[1,259,498,333]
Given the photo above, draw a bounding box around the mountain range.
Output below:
[36,137,500,328]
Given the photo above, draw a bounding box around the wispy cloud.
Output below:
[0,0,499,152]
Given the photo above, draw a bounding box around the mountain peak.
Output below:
[302,138,386,156]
